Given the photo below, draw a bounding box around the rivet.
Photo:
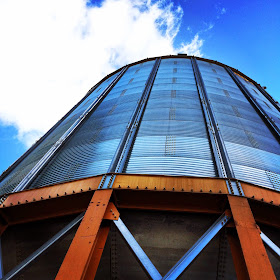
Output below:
[251,195,254,199]
[261,198,264,201]
[200,189,203,192]
[209,189,212,193]
[270,200,273,204]
[154,187,157,190]
[127,185,130,189]
[25,200,28,203]
[33,198,36,202]
[72,190,75,194]
[145,187,148,189]
[172,187,175,191]
[110,209,113,212]
[65,192,67,195]
[49,195,51,198]
[136,186,139,189]
[2,205,5,208]
[191,189,193,192]
[163,187,166,190]
[57,194,59,197]
[80,189,83,192]
[10,203,13,206]
[219,189,222,193]
[118,185,121,188]
[18,201,20,205]
[181,188,184,191]
[89,187,91,190]
[41,197,43,200]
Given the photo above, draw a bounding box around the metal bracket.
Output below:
[113,218,162,280]
[162,211,232,279]
[227,180,244,196]
[98,174,116,189]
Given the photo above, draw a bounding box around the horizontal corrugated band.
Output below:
[221,126,279,154]
[129,136,213,160]
[232,163,277,190]
[137,120,208,137]
[225,141,280,173]
[125,157,216,177]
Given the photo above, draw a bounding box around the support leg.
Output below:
[56,189,112,280]
[84,223,110,280]
[228,195,276,280]
[227,228,249,280]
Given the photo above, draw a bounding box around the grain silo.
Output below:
[0,55,279,279]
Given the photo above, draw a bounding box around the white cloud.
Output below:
[0,0,204,147]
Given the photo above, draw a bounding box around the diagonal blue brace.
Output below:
[261,231,280,260]
[113,218,162,280]
[162,211,231,280]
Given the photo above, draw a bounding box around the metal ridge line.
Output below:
[11,66,128,194]
[99,58,161,189]
[225,67,280,143]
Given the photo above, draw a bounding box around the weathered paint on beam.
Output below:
[228,195,276,280]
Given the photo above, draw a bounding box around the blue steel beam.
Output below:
[162,212,231,280]
[113,218,162,280]
[0,213,84,280]
[261,231,280,260]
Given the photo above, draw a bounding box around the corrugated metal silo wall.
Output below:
[0,56,279,193]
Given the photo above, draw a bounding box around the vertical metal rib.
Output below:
[191,58,243,195]
[99,58,161,189]
[12,67,128,193]
[191,58,233,178]
[225,67,280,142]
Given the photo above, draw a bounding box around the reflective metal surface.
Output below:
[0,56,279,194]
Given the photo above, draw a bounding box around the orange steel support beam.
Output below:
[228,195,276,280]
[227,228,249,280]
[113,174,229,194]
[84,223,110,280]
[56,189,113,280]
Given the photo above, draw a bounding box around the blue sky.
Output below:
[0,0,279,174]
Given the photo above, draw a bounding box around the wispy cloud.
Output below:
[0,0,204,147]
[216,4,227,19]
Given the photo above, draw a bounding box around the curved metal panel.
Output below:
[125,58,216,177]
[197,60,280,191]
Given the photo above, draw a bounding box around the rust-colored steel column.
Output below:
[84,224,110,280]
[228,195,276,280]
[227,228,249,280]
[56,189,112,280]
